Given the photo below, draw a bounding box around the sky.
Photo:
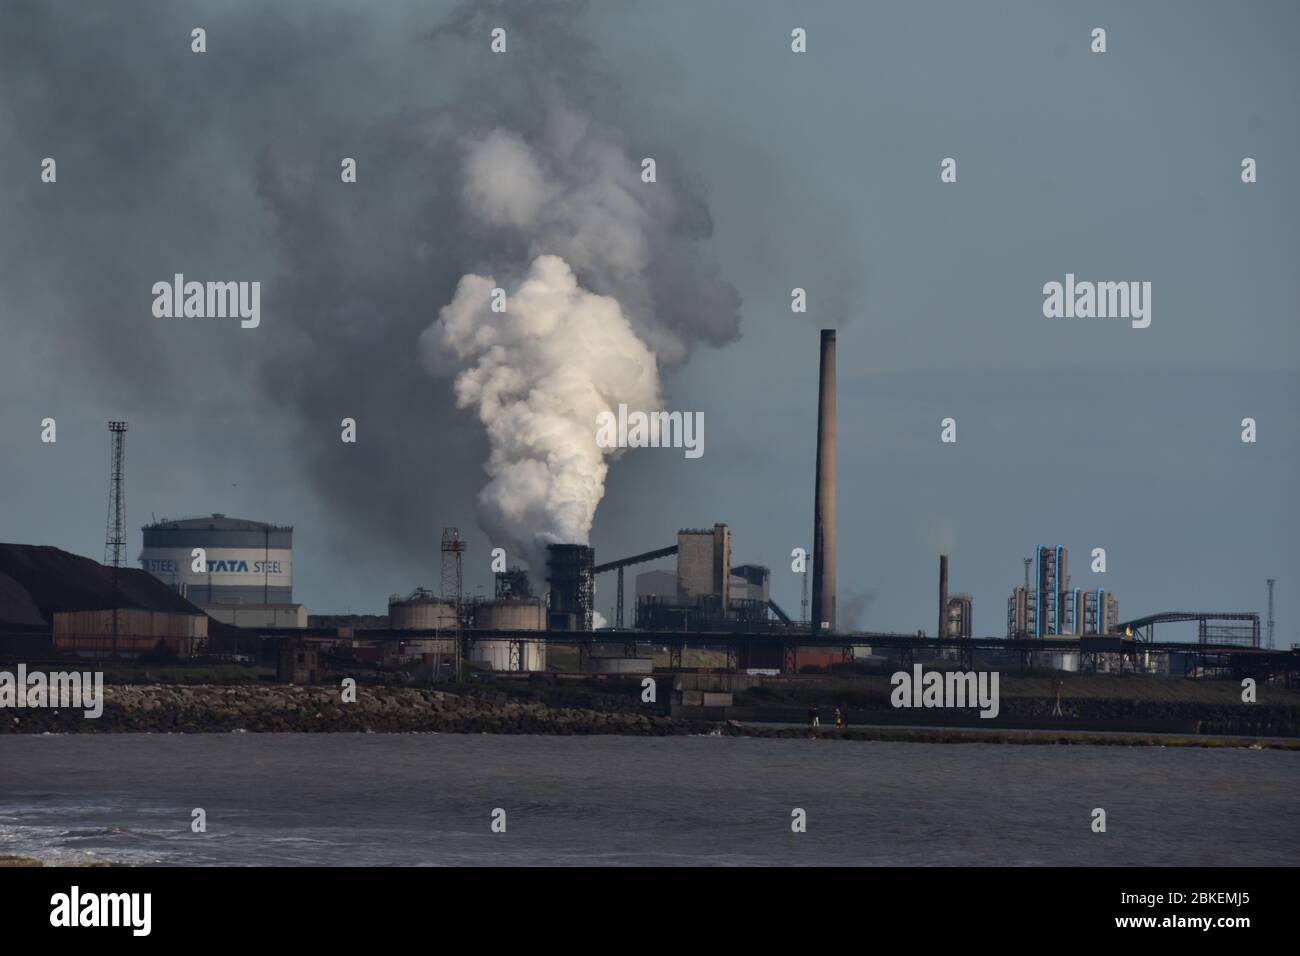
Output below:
[1,0,1296,642]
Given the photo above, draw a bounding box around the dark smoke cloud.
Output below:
[838,588,877,631]
[0,0,741,569]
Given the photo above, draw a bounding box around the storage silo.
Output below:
[472,598,547,671]
[388,589,458,658]
[388,589,458,629]
[141,514,293,602]
[140,514,305,627]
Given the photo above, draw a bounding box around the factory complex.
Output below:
[0,331,1286,689]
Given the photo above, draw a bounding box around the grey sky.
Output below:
[1,0,1296,641]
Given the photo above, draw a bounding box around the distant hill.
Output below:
[0,543,205,627]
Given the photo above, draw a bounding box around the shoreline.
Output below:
[1,683,1297,748]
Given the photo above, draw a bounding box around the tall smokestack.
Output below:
[811,329,836,636]
[939,554,949,640]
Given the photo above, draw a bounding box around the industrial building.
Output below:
[631,526,780,630]
[730,564,771,605]
[1006,545,1119,638]
[546,543,594,631]
[494,566,532,599]
[140,514,307,628]
[53,608,206,658]
[635,569,676,602]
[942,594,973,640]
[932,554,973,666]
[935,554,973,641]
[677,525,732,607]
[589,336,827,638]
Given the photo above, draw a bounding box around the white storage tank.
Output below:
[388,590,458,630]
[140,514,293,605]
[472,599,546,671]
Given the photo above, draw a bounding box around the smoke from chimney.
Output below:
[413,10,741,575]
[0,3,743,578]
[426,256,662,574]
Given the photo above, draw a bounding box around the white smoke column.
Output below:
[422,254,661,573]
[416,111,735,574]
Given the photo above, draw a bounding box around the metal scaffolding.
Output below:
[103,422,128,568]
[104,421,129,662]
[440,528,465,678]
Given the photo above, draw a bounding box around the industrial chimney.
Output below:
[810,329,836,635]
[939,554,949,640]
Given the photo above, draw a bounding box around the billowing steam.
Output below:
[422,106,734,571]
[423,254,660,572]
[0,0,740,583]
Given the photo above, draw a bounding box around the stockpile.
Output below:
[0,544,203,627]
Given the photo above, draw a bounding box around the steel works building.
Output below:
[139,514,307,628]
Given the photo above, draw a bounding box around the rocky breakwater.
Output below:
[0,684,712,736]
[1000,697,1300,736]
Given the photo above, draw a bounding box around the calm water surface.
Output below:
[1,734,1295,866]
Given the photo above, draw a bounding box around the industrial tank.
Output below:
[388,590,458,629]
[388,590,459,658]
[472,598,546,671]
[140,514,293,605]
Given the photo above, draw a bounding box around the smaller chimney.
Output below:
[938,554,949,640]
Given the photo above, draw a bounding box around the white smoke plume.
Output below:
[0,0,739,578]
[422,99,736,573]
[423,254,660,573]
[452,110,728,366]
